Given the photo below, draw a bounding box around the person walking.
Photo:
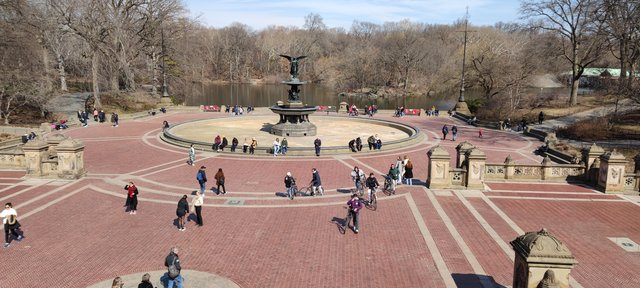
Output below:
[345,194,363,234]
[176,195,189,231]
[351,166,365,194]
[125,181,138,214]
[164,246,184,288]
[442,125,449,140]
[187,144,195,166]
[284,172,295,199]
[311,168,323,196]
[479,127,484,138]
[196,166,207,195]
[191,191,204,226]
[214,168,226,195]
[404,158,414,185]
[387,163,398,193]
[2,202,24,248]
[314,137,322,156]
[273,138,280,157]
[451,125,458,141]
[250,137,257,155]
[112,112,119,127]
[280,138,288,155]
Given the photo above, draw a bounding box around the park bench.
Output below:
[404,108,421,116]
[317,106,335,114]
[200,105,221,112]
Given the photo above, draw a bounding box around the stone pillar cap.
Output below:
[428,145,450,158]
[504,154,515,165]
[586,143,605,154]
[600,149,627,162]
[510,228,577,264]
[23,139,48,149]
[56,138,85,150]
[456,141,475,151]
[465,148,486,158]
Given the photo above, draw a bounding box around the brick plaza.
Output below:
[1,109,639,287]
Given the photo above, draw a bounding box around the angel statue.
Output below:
[279,54,307,80]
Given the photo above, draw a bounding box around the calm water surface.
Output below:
[185,83,576,110]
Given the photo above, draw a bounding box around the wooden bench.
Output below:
[404,108,421,116]
[200,105,221,112]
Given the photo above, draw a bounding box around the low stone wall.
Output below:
[485,163,584,182]
[0,147,25,169]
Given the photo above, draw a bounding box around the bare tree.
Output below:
[521,0,606,106]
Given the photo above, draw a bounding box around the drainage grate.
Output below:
[224,199,244,205]
[608,237,640,252]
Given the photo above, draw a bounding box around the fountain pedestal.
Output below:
[269,57,317,137]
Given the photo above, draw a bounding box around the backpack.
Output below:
[168,256,179,279]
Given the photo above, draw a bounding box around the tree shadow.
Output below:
[451,273,507,288]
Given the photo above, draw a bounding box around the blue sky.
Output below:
[183,0,522,30]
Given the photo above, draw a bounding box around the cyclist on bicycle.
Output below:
[387,163,398,193]
[311,168,323,196]
[365,173,379,202]
[351,166,365,194]
[284,172,295,199]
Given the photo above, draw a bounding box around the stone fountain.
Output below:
[269,55,317,137]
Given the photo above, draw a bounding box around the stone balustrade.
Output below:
[0,133,85,179]
[427,142,639,194]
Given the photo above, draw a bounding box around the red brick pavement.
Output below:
[1,112,638,287]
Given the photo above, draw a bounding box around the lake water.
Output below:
[185,83,578,110]
[185,83,458,110]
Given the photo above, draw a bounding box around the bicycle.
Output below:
[363,188,378,211]
[382,176,395,196]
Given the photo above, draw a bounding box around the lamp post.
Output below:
[453,10,473,115]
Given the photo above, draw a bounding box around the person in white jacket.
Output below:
[1,202,24,248]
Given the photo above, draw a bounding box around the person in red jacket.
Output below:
[125,181,138,214]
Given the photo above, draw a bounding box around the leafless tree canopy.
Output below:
[0,0,638,123]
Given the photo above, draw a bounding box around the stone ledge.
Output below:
[87,269,240,288]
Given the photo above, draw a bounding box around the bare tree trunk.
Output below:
[619,38,628,92]
[570,61,579,106]
[57,53,68,92]
[151,51,158,95]
[42,48,53,92]
[91,51,102,108]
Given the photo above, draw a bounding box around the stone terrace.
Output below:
[0,109,638,288]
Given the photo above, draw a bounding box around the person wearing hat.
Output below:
[1,202,23,248]
[284,172,295,199]
[196,166,207,195]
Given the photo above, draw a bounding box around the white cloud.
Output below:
[185,0,521,30]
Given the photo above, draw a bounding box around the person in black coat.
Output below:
[176,195,189,231]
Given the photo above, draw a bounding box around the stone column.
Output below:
[598,150,628,193]
[511,228,577,288]
[541,156,552,180]
[455,141,475,169]
[427,145,451,189]
[634,154,640,174]
[56,138,86,179]
[339,101,348,113]
[22,140,49,177]
[582,143,605,182]
[465,148,486,189]
[504,155,515,180]
[46,133,69,157]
